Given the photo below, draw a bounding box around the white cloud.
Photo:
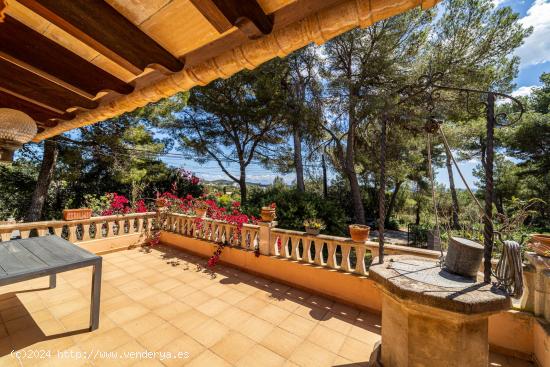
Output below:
[512,85,536,97]
[515,0,550,67]
[492,0,507,6]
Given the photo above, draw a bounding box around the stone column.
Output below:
[369,255,510,367]
[258,221,277,256]
[381,292,489,367]
[524,253,550,321]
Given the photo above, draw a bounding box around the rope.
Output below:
[494,239,523,298]
[426,133,444,259]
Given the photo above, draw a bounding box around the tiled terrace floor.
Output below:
[0,245,534,367]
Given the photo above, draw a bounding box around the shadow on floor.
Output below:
[146,244,382,333]
[0,289,89,357]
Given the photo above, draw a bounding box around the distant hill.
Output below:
[202,179,271,188]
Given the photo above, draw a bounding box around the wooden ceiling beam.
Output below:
[185,0,342,67]
[0,16,133,96]
[0,59,98,112]
[17,0,183,74]
[0,90,74,123]
[190,0,274,38]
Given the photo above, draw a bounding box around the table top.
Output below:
[0,236,100,285]
[369,255,510,315]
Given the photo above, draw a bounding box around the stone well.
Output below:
[369,255,510,367]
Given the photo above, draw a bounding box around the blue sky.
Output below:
[164,0,550,188]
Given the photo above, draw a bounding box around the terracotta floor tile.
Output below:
[260,327,303,359]
[307,324,347,354]
[293,304,328,321]
[318,312,353,336]
[166,284,197,301]
[279,314,316,339]
[136,322,182,351]
[236,295,269,314]
[211,331,256,364]
[120,313,165,338]
[289,341,337,367]
[197,298,231,317]
[202,283,230,298]
[331,303,361,321]
[187,319,229,347]
[236,344,286,367]
[214,307,253,329]
[219,289,248,305]
[107,304,149,325]
[337,336,373,363]
[186,350,231,367]
[153,301,191,321]
[139,292,176,309]
[77,327,133,353]
[152,278,183,292]
[170,309,209,333]
[257,304,291,324]
[159,334,205,366]
[238,315,275,342]
[182,291,210,308]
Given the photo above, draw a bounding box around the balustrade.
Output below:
[0,212,156,243]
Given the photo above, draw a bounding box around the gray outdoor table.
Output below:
[0,235,102,331]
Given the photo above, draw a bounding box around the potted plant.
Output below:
[194,200,209,218]
[529,234,550,257]
[303,218,325,235]
[63,208,92,221]
[155,196,168,209]
[349,224,370,242]
[261,203,276,222]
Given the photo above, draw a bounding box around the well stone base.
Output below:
[379,292,489,367]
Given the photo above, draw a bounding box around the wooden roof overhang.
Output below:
[0,0,439,142]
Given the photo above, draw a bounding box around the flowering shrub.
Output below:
[85,193,150,216]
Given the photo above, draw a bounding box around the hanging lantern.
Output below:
[0,108,37,163]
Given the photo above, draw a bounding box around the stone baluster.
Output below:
[82,223,91,241]
[302,237,313,263]
[327,241,337,269]
[291,236,300,261]
[136,218,144,234]
[340,241,352,272]
[36,226,49,237]
[52,225,63,237]
[313,239,324,266]
[0,231,11,242]
[20,229,31,239]
[355,244,367,275]
[67,224,77,242]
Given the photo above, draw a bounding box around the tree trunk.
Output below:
[239,166,247,206]
[445,150,460,229]
[293,128,305,192]
[386,181,402,224]
[26,139,59,222]
[348,171,365,224]
[415,195,421,225]
[378,118,387,264]
[321,153,328,198]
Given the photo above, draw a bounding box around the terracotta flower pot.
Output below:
[349,224,370,242]
[529,234,550,257]
[261,208,276,222]
[195,208,208,218]
[63,208,92,221]
[305,227,320,235]
[155,198,168,208]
